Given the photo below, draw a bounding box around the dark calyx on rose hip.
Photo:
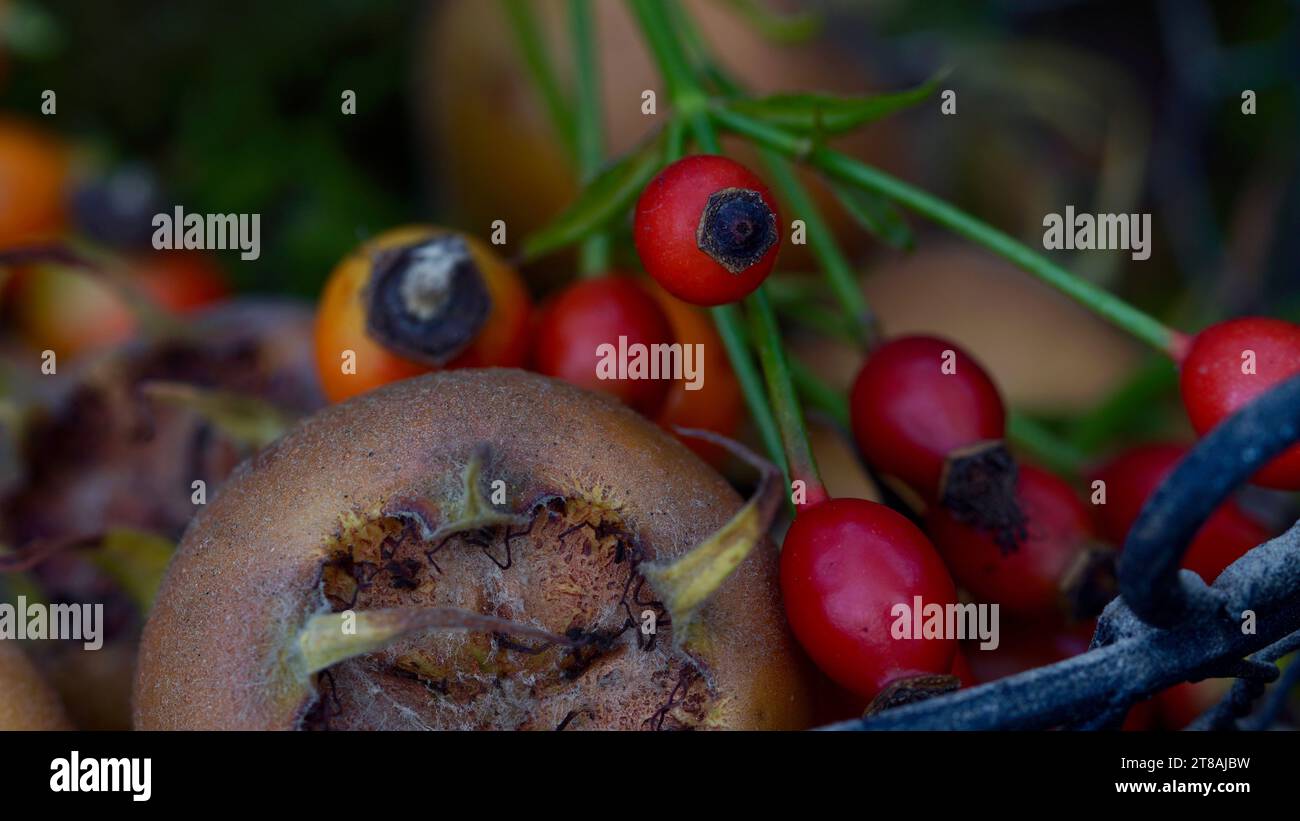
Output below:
[851,336,1026,551]
[695,187,778,275]
[939,440,1027,553]
[365,234,491,366]
[929,464,1112,620]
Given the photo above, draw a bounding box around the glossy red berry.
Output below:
[1089,443,1271,582]
[1180,317,1300,489]
[851,335,1007,502]
[633,155,781,306]
[780,498,958,700]
[928,465,1094,617]
[533,275,674,416]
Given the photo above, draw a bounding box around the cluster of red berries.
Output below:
[535,155,778,455]
[783,335,1031,702]
[311,152,1291,715]
[787,323,1288,706]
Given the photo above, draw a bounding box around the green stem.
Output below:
[712,303,788,479]
[765,272,831,303]
[664,116,687,161]
[664,0,717,84]
[501,0,576,156]
[569,0,611,275]
[703,151,786,469]
[1005,414,1089,478]
[748,288,827,509]
[687,110,721,153]
[627,0,700,104]
[1066,356,1180,454]
[629,0,714,150]
[760,150,873,345]
[790,358,850,429]
[770,295,863,346]
[712,107,1188,358]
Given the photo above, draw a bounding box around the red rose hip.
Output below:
[780,497,958,700]
[851,335,1023,543]
[633,155,781,306]
[1089,443,1271,582]
[928,465,1095,617]
[533,275,674,416]
[1180,317,1300,489]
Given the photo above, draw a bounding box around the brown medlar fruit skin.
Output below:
[0,639,72,730]
[134,369,816,730]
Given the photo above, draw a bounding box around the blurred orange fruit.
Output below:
[0,116,69,247]
[8,251,229,359]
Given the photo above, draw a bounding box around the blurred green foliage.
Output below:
[2,0,425,296]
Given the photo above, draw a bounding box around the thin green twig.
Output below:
[789,359,850,430]
[749,287,826,507]
[712,303,789,479]
[1005,413,1090,477]
[760,151,873,345]
[501,0,577,156]
[569,0,611,275]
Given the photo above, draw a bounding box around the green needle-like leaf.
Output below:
[832,181,914,250]
[722,0,821,44]
[521,130,666,261]
[725,78,941,136]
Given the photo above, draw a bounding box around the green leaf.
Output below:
[722,0,821,44]
[139,381,294,450]
[89,530,175,615]
[521,130,665,261]
[832,182,914,250]
[726,79,941,136]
